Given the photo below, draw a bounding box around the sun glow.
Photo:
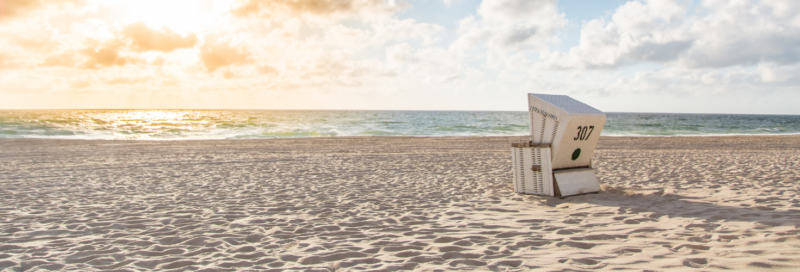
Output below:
[79,110,210,140]
[109,0,223,34]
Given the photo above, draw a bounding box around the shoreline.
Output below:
[1,135,799,270]
[4,132,800,141]
[0,133,800,145]
[601,132,800,137]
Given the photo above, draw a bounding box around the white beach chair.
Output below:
[512,93,605,197]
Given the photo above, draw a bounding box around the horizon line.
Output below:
[1,108,800,116]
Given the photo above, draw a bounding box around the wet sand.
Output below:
[1,136,799,271]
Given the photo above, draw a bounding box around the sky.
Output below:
[1,0,800,114]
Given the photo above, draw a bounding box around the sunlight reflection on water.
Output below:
[0,110,798,140]
[0,110,529,140]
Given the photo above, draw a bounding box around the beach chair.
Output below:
[512,94,605,197]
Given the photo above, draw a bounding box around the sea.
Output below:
[0,110,799,140]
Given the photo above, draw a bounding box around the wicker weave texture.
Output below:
[511,146,553,196]
[528,103,560,144]
[553,168,601,197]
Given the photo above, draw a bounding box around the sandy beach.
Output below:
[1,135,799,271]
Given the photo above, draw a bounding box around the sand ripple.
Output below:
[1,136,799,270]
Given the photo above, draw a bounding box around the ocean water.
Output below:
[0,110,798,140]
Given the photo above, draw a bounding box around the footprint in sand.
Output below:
[428,246,470,253]
[612,247,643,255]
[489,260,523,268]
[556,229,582,235]
[682,258,709,268]
[559,258,608,269]
[407,255,444,263]
[394,250,422,257]
[673,244,711,251]
[449,259,487,267]
[556,241,599,249]
[433,236,461,243]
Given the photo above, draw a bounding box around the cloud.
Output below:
[257,64,279,75]
[322,19,446,49]
[611,64,800,95]
[478,0,559,22]
[0,53,15,69]
[677,0,800,68]
[386,44,468,83]
[106,76,151,85]
[222,69,236,79]
[150,57,165,66]
[451,0,565,52]
[70,80,91,89]
[368,18,445,46]
[199,37,252,72]
[81,41,136,69]
[1,0,41,19]
[232,0,408,19]
[0,0,82,21]
[10,35,58,51]
[282,51,395,88]
[39,22,197,69]
[386,43,414,66]
[121,22,198,52]
[40,52,76,67]
[522,61,800,100]
[541,0,800,70]
[538,0,689,69]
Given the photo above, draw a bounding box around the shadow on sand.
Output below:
[539,188,800,229]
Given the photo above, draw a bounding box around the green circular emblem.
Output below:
[571,148,581,161]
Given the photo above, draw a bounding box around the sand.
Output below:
[1,135,799,271]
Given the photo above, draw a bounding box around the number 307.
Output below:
[574,126,594,141]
